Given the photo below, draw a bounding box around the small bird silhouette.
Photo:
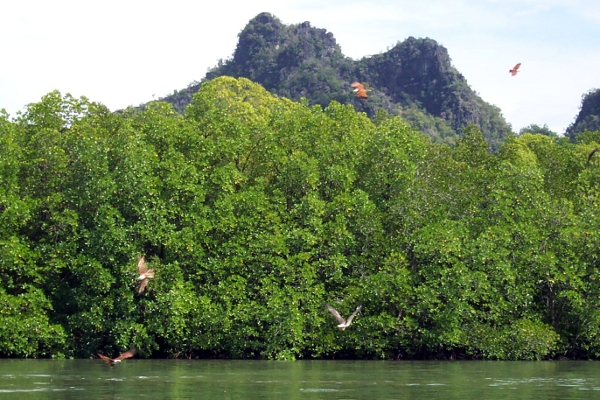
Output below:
[350,82,371,99]
[97,348,137,366]
[509,63,521,76]
[325,303,362,330]
[137,255,154,294]
[588,148,600,164]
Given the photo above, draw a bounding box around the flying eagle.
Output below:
[509,63,521,76]
[588,148,600,164]
[350,82,371,99]
[325,303,362,331]
[137,255,155,294]
[97,348,137,366]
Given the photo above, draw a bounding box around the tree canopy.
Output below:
[2,77,600,360]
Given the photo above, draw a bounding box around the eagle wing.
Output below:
[115,348,137,361]
[97,353,115,364]
[350,82,364,90]
[509,63,521,76]
[345,305,362,325]
[325,304,346,324]
[588,148,600,164]
[138,255,148,275]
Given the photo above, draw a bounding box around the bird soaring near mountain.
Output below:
[97,348,137,366]
[509,63,521,76]
[350,82,371,98]
[325,303,362,331]
[137,255,154,294]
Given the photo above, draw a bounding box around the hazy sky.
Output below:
[1,0,598,134]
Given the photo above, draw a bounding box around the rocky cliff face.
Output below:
[357,37,510,147]
[161,12,512,150]
[567,88,600,140]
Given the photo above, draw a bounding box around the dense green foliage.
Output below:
[567,88,600,141]
[3,77,600,361]
[519,123,558,138]
[161,13,512,151]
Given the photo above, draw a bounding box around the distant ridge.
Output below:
[567,88,600,140]
[160,12,513,150]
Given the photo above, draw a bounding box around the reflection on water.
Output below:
[0,359,600,399]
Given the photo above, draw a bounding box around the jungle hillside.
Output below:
[3,76,600,360]
[567,88,600,141]
[160,12,512,151]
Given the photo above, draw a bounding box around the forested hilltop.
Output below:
[161,12,512,151]
[4,77,600,360]
[567,88,600,140]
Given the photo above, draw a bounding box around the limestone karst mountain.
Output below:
[160,12,513,150]
[566,88,600,140]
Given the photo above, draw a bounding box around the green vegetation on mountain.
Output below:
[3,77,600,360]
[567,88,600,141]
[519,123,558,138]
[162,13,512,151]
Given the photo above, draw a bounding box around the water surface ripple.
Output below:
[0,360,599,399]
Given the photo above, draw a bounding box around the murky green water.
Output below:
[1,359,600,399]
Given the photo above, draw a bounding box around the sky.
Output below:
[1,0,599,134]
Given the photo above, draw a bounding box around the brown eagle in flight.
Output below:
[137,255,155,294]
[351,82,371,98]
[97,348,137,366]
[509,63,521,76]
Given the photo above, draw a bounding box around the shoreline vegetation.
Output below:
[2,76,600,361]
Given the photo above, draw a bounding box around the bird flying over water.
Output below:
[509,63,521,76]
[325,303,362,331]
[137,255,154,294]
[350,82,371,99]
[588,148,600,164]
[97,348,137,366]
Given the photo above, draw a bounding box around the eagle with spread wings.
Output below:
[350,82,371,98]
[97,348,137,366]
[509,63,521,76]
[137,255,155,294]
[325,303,362,331]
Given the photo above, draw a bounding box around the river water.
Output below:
[1,359,600,399]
